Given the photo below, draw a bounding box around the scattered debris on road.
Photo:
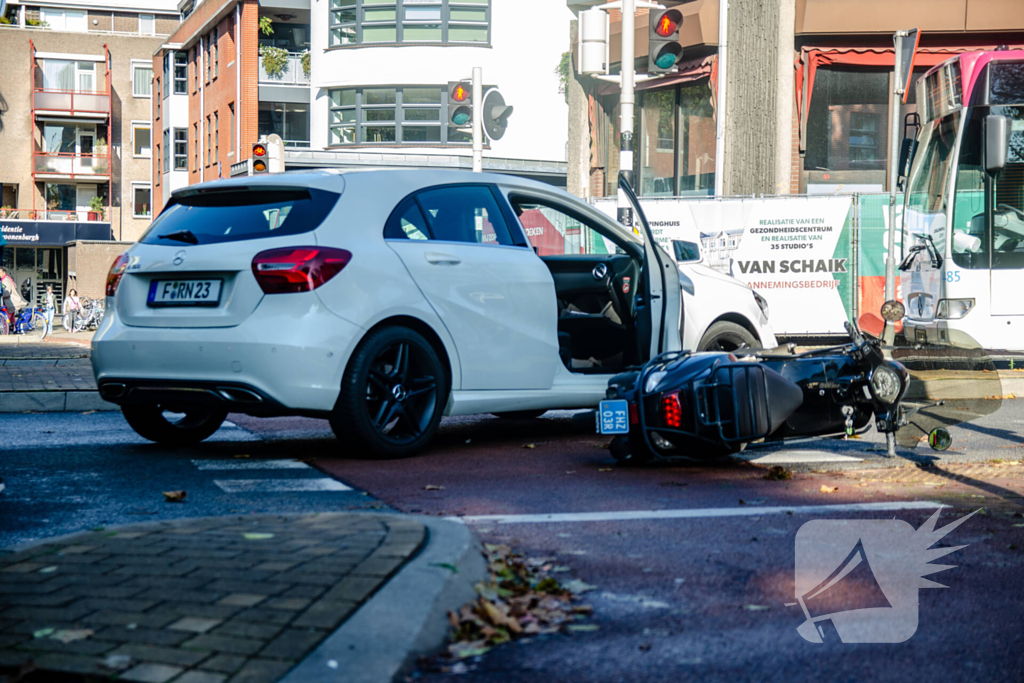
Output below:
[424,484,445,491]
[820,485,839,493]
[763,465,793,481]
[162,490,186,502]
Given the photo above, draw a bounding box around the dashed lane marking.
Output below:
[213,479,353,493]
[452,501,944,525]
[192,459,311,471]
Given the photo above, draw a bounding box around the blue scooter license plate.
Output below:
[597,399,630,435]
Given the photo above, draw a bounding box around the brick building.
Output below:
[0,0,179,303]
[566,0,1024,199]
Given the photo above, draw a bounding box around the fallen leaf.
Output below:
[820,485,839,493]
[449,640,490,659]
[430,562,459,573]
[162,490,186,503]
[763,465,792,481]
[101,654,132,671]
[242,533,274,540]
[424,485,445,491]
[598,468,613,472]
[562,579,597,594]
[39,566,57,574]
[50,629,93,644]
[523,444,536,449]
[567,624,600,632]
[742,604,770,611]
[234,454,250,459]
[32,628,55,639]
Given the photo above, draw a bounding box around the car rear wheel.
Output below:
[331,326,447,459]
[697,321,758,353]
[121,405,228,445]
[492,410,547,420]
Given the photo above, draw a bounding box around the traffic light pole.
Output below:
[883,30,906,344]
[472,67,483,173]
[617,0,636,228]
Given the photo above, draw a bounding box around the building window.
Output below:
[155,79,161,117]
[173,129,188,170]
[132,63,153,98]
[803,68,889,192]
[173,52,188,94]
[192,48,198,91]
[41,60,97,92]
[329,86,466,146]
[162,53,171,99]
[39,8,86,32]
[155,145,161,185]
[193,123,199,170]
[133,184,152,218]
[229,103,235,152]
[329,0,490,48]
[206,116,211,166]
[260,102,310,148]
[214,111,219,163]
[212,27,219,79]
[163,129,170,174]
[139,14,155,35]
[132,122,151,157]
[204,34,211,82]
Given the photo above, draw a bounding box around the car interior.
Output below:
[510,198,644,373]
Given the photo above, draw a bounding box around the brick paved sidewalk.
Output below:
[0,514,425,683]
[0,342,95,394]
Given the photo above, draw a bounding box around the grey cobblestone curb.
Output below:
[0,513,427,683]
[0,391,118,413]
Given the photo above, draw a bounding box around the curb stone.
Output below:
[281,516,486,683]
[0,390,118,412]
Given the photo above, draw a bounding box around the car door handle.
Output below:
[425,252,461,266]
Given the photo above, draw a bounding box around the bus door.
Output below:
[989,115,1024,316]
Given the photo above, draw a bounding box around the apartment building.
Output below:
[152,0,574,215]
[0,0,178,303]
[565,0,1024,199]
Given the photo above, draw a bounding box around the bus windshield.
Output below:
[903,111,960,255]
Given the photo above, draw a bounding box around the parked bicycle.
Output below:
[63,297,104,333]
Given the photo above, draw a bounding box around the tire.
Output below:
[31,312,46,334]
[62,313,72,333]
[330,325,448,459]
[492,410,547,420]
[121,405,228,445]
[697,321,758,353]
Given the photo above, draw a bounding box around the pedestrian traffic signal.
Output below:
[448,81,473,128]
[252,142,268,174]
[482,88,513,141]
[648,9,683,74]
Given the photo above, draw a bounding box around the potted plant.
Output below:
[260,45,289,78]
[0,206,12,219]
[301,49,310,79]
[88,196,104,221]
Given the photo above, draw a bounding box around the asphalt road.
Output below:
[1,405,1022,682]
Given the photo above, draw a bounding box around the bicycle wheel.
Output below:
[62,312,72,332]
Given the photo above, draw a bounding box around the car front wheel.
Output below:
[697,321,758,353]
[331,325,447,459]
[121,405,228,445]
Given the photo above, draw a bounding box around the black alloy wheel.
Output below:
[697,321,759,353]
[332,326,447,458]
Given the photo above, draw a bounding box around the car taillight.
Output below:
[629,401,639,425]
[251,247,352,294]
[106,254,129,296]
[661,392,682,428]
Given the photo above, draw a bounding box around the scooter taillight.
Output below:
[629,401,639,425]
[661,393,683,428]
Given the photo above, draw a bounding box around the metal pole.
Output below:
[884,32,904,305]
[714,0,728,196]
[617,0,635,228]
[472,66,483,173]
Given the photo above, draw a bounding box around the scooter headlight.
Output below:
[870,365,903,404]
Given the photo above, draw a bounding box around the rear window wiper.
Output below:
[158,230,199,245]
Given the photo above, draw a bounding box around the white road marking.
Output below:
[739,450,864,464]
[214,479,352,493]
[192,459,311,471]
[453,501,944,525]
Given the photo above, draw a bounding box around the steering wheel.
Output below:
[997,203,1024,221]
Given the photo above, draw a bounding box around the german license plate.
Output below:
[597,399,630,435]
[148,279,222,307]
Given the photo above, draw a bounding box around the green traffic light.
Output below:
[655,51,677,69]
[453,111,469,126]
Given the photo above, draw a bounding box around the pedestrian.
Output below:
[42,284,55,339]
[0,267,26,333]
[64,288,80,333]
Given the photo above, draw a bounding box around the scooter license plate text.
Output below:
[597,399,630,435]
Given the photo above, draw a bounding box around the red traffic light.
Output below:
[450,83,470,102]
[252,143,267,157]
[654,12,679,37]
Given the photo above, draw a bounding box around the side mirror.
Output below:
[672,240,701,264]
[897,138,918,186]
[928,427,952,451]
[984,114,1010,176]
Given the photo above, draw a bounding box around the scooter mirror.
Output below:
[881,300,905,323]
[928,427,952,451]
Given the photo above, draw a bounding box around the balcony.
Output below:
[0,209,109,223]
[33,152,111,179]
[33,89,111,118]
[258,53,309,86]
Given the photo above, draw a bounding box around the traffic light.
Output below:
[482,89,513,141]
[252,142,268,174]
[648,9,683,74]
[448,81,472,128]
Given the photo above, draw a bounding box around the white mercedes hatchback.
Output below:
[93,170,681,457]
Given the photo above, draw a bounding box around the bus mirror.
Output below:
[897,138,917,184]
[984,114,1010,175]
[672,240,701,264]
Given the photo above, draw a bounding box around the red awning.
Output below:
[794,45,1021,153]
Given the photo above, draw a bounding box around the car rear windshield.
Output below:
[139,187,339,246]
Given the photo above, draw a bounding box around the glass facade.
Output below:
[329,0,489,47]
[329,86,466,146]
[259,102,311,148]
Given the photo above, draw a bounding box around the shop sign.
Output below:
[0,221,112,247]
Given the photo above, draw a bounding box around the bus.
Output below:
[901,49,1024,350]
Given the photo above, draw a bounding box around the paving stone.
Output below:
[320,576,384,603]
[30,652,105,676]
[251,562,297,572]
[226,657,296,683]
[80,610,179,629]
[168,617,223,633]
[1,605,93,622]
[217,594,266,608]
[111,643,211,667]
[349,556,405,577]
[280,585,325,600]
[94,625,192,646]
[205,581,291,596]
[140,588,227,604]
[258,628,325,660]
[69,597,159,613]
[158,604,242,620]
[182,634,265,656]
[120,662,185,683]
[261,597,311,611]
[175,671,229,683]
[201,653,248,674]
[290,601,358,630]
[230,608,296,626]
[212,621,283,641]
[15,636,119,656]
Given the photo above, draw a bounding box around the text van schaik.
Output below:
[736,259,848,275]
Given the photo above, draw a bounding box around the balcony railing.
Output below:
[0,209,107,222]
[33,89,111,117]
[34,152,111,178]
[258,54,309,86]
